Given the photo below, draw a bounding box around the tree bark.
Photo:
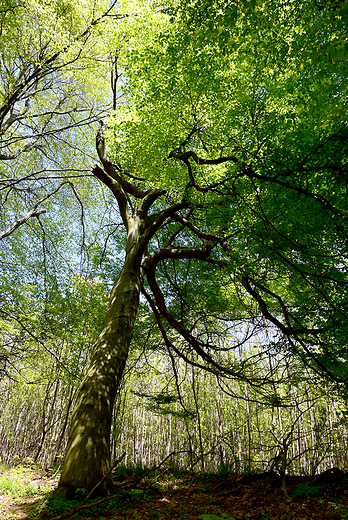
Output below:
[56,241,143,498]
[55,127,218,498]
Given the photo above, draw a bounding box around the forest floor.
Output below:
[1,464,348,520]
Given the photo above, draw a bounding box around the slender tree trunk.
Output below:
[54,385,77,464]
[192,365,205,471]
[56,245,143,498]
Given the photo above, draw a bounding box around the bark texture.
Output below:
[57,243,143,498]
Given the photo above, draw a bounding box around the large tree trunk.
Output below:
[55,133,183,498]
[56,244,143,498]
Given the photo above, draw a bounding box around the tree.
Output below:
[0,0,125,385]
[55,0,348,497]
[0,0,124,256]
[0,272,109,466]
[0,0,120,160]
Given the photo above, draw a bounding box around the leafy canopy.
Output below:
[104,0,348,384]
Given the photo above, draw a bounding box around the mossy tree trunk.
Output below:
[57,243,143,497]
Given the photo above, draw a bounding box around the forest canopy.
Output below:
[103,0,348,383]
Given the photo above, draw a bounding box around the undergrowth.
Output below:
[0,465,39,498]
[47,487,141,517]
[202,515,237,520]
[291,482,323,497]
[1,462,347,520]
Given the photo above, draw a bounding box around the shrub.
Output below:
[292,483,323,497]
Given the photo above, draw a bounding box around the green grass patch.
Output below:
[0,466,38,498]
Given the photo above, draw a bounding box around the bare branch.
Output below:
[241,275,323,336]
[140,202,189,251]
[171,212,241,243]
[169,150,238,166]
[96,122,150,198]
[141,285,257,384]
[91,164,130,229]
[0,141,35,160]
[0,207,46,240]
[0,310,80,380]
[169,149,238,193]
[0,181,71,239]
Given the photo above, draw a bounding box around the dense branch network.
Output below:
[167,144,348,384]
[0,2,123,162]
[91,130,276,384]
[91,119,348,388]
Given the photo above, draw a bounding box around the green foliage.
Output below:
[202,514,236,520]
[74,488,89,500]
[114,464,130,479]
[134,462,149,477]
[48,492,127,516]
[131,390,196,419]
[49,496,69,515]
[113,462,151,479]
[0,466,38,498]
[104,0,348,388]
[292,482,323,497]
[263,394,282,407]
[114,464,134,479]
[328,501,348,519]
[218,463,231,477]
[2,0,348,492]
[132,390,178,406]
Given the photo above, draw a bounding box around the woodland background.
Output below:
[0,0,348,487]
